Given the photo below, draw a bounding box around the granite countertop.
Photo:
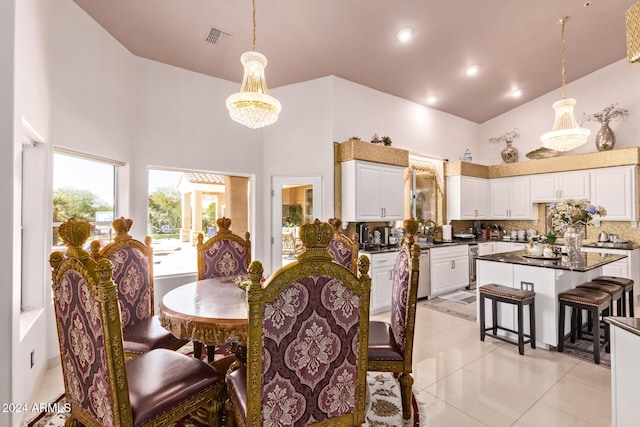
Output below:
[581,242,639,250]
[604,317,640,337]
[476,250,627,272]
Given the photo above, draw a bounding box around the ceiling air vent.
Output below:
[204,26,232,45]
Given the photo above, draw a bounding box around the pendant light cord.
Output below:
[252,0,257,51]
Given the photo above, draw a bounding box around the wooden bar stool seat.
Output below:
[558,288,611,364]
[479,284,536,355]
[592,276,634,317]
[577,281,623,316]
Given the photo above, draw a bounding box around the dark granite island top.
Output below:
[476,250,626,272]
[604,317,640,337]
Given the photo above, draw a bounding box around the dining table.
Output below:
[158,277,249,367]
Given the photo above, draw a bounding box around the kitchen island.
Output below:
[476,251,627,348]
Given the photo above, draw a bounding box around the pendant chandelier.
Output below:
[540,17,590,152]
[226,0,281,129]
[627,1,640,63]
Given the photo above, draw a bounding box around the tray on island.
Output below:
[522,254,561,260]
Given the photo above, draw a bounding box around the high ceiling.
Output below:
[72,0,636,123]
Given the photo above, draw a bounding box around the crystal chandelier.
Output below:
[627,1,640,63]
[226,0,281,129]
[540,17,590,152]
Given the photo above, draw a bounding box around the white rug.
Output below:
[437,290,476,304]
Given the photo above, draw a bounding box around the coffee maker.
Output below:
[356,222,369,248]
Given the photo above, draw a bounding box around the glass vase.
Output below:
[564,225,583,263]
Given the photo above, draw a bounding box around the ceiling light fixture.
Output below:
[511,88,523,98]
[465,64,479,76]
[540,16,590,152]
[627,1,640,63]
[226,0,281,129]
[426,95,438,105]
[397,27,413,42]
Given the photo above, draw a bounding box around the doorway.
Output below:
[271,176,323,273]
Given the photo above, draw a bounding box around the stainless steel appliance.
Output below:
[468,243,478,290]
[356,222,369,248]
[377,227,391,245]
[417,246,430,298]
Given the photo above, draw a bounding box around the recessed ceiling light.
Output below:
[465,64,480,76]
[397,27,413,42]
[511,88,523,98]
[426,95,438,104]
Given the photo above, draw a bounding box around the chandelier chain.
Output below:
[252,0,257,51]
[558,16,568,99]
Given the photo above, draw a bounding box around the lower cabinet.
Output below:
[430,245,469,297]
[581,247,640,297]
[364,251,397,315]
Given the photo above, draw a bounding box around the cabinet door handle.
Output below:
[389,270,393,280]
[474,209,478,217]
[451,260,455,269]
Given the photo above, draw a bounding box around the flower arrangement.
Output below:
[489,128,519,145]
[549,199,607,231]
[582,103,629,124]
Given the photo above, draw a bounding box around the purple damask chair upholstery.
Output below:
[327,217,359,273]
[367,218,421,420]
[197,217,251,281]
[51,218,226,427]
[93,217,187,360]
[226,219,372,427]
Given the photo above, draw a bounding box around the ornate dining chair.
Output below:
[367,218,421,420]
[50,218,226,427]
[92,217,188,360]
[226,219,372,427]
[196,217,251,360]
[197,217,251,280]
[327,217,359,273]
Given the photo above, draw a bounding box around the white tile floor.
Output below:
[26,305,613,426]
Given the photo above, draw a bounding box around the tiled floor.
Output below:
[26,305,613,426]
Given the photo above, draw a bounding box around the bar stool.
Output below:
[479,284,536,355]
[558,288,611,364]
[592,276,634,317]
[577,281,623,316]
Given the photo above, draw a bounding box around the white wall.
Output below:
[130,57,265,280]
[262,77,335,268]
[1,0,16,424]
[478,59,640,166]
[331,77,479,161]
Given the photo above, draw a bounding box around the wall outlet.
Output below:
[30,350,35,368]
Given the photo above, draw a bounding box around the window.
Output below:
[148,168,251,277]
[52,150,119,252]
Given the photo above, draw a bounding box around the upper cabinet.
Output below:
[530,170,590,203]
[590,166,638,222]
[489,176,535,219]
[341,160,405,222]
[446,175,489,220]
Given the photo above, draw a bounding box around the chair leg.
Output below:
[491,299,498,335]
[604,306,611,353]
[591,306,600,364]
[570,308,577,343]
[621,293,628,317]
[529,300,536,349]
[224,399,237,427]
[629,289,635,317]
[207,345,216,363]
[558,301,566,352]
[517,303,524,355]
[194,341,203,360]
[479,294,486,342]
[398,372,414,420]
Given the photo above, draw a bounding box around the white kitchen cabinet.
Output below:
[590,166,637,222]
[489,176,535,219]
[478,241,525,255]
[430,245,469,296]
[341,160,405,222]
[478,242,497,256]
[446,175,489,220]
[530,170,590,203]
[363,251,397,315]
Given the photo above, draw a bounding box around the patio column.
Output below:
[181,191,191,242]
[225,176,249,236]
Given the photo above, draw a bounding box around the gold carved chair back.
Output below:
[197,217,251,280]
[327,217,359,273]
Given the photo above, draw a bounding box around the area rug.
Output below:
[437,290,476,304]
[418,292,478,322]
[25,372,423,427]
